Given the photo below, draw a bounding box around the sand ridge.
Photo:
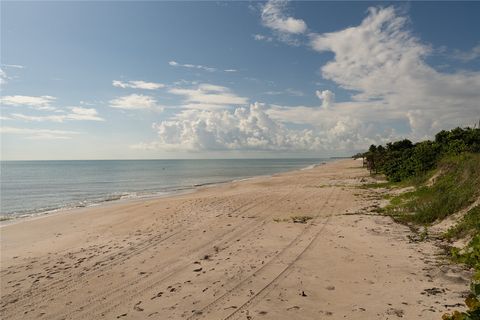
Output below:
[0,159,471,319]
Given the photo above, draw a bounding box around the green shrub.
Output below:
[361,127,480,181]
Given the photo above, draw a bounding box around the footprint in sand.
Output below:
[151,291,163,300]
[133,301,144,312]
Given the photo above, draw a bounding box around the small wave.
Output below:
[192,181,227,187]
[103,194,127,202]
[300,162,327,171]
[2,192,135,221]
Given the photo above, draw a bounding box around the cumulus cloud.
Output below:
[308,6,480,140]
[133,101,384,153]
[0,126,80,140]
[109,94,162,111]
[169,83,248,108]
[112,80,165,90]
[0,95,57,110]
[133,103,324,151]
[261,0,307,35]
[11,107,104,122]
[315,90,335,109]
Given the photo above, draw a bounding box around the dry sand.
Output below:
[0,159,471,319]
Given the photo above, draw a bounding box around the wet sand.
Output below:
[0,159,470,319]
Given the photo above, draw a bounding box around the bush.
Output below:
[361,127,480,182]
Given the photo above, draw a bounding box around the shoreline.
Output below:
[0,160,329,228]
[0,159,470,319]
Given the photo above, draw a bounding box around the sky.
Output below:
[1,1,479,160]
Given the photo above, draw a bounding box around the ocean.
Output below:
[0,158,329,219]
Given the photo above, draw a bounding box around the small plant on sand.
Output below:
[445,206,480,240]
[441,271,480,320]
[442,235,480,320]
[451,235,480,274]
[419,226,429,241]
[291,215,313,224]
[408,226,429,242]
[359,181,395,189]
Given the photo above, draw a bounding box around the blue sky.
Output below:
[1,1,479,160]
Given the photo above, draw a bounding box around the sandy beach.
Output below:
[0,159,471,320]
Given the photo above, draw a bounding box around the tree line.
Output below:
[354,126,480,182]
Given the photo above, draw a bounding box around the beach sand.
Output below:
[0,159,471,319]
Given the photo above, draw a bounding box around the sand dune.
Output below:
[0,159,470,319]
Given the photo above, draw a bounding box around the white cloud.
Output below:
[112,80,165,90]
[133,5,480,155]
[10,107,104,122]
[0,95,57,110]
[308,6,480,140]
[264,91,283,95]
[169,83,248,108]
[0,126,80,140]
[133,103,324,152]
[253,34,273,42]
[1,64,25,69]
[454,43,480,62]
[286,88,304,97]
[10,113,65,122]
[261,0,307,34]
[315,90,335,109]
[168,60,216,72]
[0,68,7,85]
[264,88,304,97]
[68,107,103,121]
[168,60,237,73]
[135,98,396,153]
[109,94,162,111]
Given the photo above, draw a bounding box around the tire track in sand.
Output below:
[184,187,340,320]
[0,194,265,318]
[47,188,298,320]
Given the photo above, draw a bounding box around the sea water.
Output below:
[0,159,329,218]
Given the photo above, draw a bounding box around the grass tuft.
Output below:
[445,206,480,240]
[291,215,313,224]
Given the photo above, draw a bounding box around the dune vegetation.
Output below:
[356,126,480,319]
